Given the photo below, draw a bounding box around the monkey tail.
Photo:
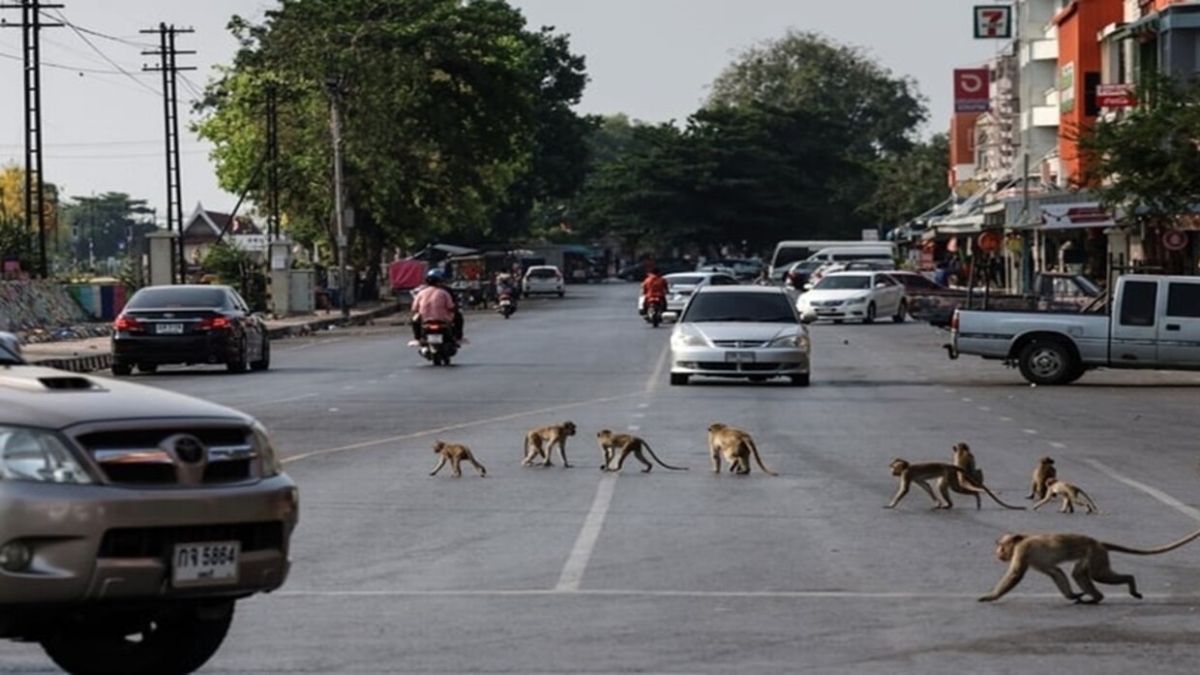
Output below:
[981,485,1026,510]
[643,443,688,471]
[1104,526,1200,556]
[747,441,778,476]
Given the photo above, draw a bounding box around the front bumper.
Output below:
[671,346,810,378]
[0,475,298,607]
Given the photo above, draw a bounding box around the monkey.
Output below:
[429,440,487,478]
[1027,456,1057,500]
[521,421,577,468]
[595,430,688,473]
[885,459,1025,511]
[978,526,1200,603]
[1031,478,1099,514]
[951,442,986,509]
[706,423,777,476]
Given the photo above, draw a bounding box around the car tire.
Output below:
[40,602,234,675]
[557,291,564,298]
[790,373,811,386]
[137,363,158,374]
[111,363,132,377]
[669,373,689,386]
[892,300,907,323]
[226,341,249,373]
[250,336,271,372]
[1017,339,1077,385]
[864,303,876,324]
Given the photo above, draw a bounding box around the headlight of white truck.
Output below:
[0,426,93,484]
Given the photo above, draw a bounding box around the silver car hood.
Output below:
[685,322,798,342]
[0,364,252,430]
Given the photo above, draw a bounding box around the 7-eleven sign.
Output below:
[974,5,1013,39]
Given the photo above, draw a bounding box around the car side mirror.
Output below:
[800,311,818,324]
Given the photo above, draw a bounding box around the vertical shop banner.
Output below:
[954,68,990,113]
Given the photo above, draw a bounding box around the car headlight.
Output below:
[251,421,285,477]
[0,426,93,484]
[768,333,810,350]
[671,327,707,348]
[844,295,869,305]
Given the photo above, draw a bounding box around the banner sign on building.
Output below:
[973,5,1013,39]
[1096,83,1137,108]
[953,68,990,113]
[1060,63,1076,113]
[1040,202,1115,230]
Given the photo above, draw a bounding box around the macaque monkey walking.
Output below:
[430,441,487,478]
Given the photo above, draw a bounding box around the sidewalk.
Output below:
[21,301,407,373]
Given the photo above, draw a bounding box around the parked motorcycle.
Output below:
[497,291,516,319]
[413,320,458,366]
[644,294,667,328]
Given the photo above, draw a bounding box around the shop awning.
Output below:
[932,214,984,234]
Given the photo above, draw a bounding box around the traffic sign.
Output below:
[1163,230,1189,251]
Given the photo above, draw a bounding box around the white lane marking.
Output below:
[631,413,646,419]
[646,339,671,395]
[1000,416,1013,422]
[1083,458,1200,521]
[1049,442,1067,449]
[276,588,1193,600]
[1022,429,1038,435]
[637,402,650,409]
[978,406,991,412]
[283,392,641,464]
[556,475,618,592]
[961,397,972,402]
[238,393,318,409]
[627,425,641,432]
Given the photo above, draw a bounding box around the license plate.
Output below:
[816,308,836,314]
[172,541,239,587]
[157,323,184,334]
[725,351,756,363]
[426,333,444,344]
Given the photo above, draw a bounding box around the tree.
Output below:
[707,30,928,158]
[0,163,61,276]
[867,133,951,231]
[59,193,156,272]
[1076,73,1200,223]
[195,0,592,292]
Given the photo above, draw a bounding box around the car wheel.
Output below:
[892,300,907,323]
[1017,339,1077,385]
[748,375,768,383]
[833,319,844,324]
[790,373,811,386]
[40,602,234,675]
[864,303,876,324]
[557,291,564,297]
[137,363,158,374]
[111,363,132,377]
[226,341,249,373]
[250,336,271,372]
[669,373,689,386]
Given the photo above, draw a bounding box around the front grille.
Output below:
[74,425,258,486]
[695,362,796,372]
[98,522,285,558]
[712,340,767,348]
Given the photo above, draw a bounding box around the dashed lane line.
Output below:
[1083,458,1200,522]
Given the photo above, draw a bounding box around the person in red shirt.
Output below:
[641,267,669,302]
[411,268,464,343]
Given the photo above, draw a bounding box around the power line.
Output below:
[49,7,158,95]
[43,8,156,49]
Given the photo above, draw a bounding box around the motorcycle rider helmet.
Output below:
[425,268,447,284]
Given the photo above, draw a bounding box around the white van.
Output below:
[769,240,894,280]
[806,244,896,263]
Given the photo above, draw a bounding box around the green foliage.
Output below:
[867,134,952,229]
[1076,73,1200,222]
[59,192,156,271]
[202,243,267,311]
[195,0,593,272]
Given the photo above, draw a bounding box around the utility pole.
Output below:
[326,77,350,323]
[1,0,63,279]
[265,80,280,242]
[141,23,194,284]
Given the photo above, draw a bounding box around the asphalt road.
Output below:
[6,283,1200,674]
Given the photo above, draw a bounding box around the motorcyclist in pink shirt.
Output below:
[411,268,464,343]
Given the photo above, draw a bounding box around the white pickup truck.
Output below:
[945,274,1200,385]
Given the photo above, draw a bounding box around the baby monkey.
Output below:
[1032,477,1099,514]
[429,440,487,478]
[1027,456,1057,500]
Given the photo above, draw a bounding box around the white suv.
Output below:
[522,265,565,297]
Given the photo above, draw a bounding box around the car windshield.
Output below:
[814,275,871,290]
[126,287,228,309]
[528,269,558,278]
[0,340,20,364]
[681,292,798,323]
[668,275,706,287]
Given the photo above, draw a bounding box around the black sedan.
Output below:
[110,284,270,376]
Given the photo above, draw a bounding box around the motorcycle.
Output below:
[497,291,516,319]
[643,294,667,328]
[412,320,458,366]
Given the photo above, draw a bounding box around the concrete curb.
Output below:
[28,302,406,374]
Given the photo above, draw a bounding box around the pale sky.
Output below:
[0,0,1001,222]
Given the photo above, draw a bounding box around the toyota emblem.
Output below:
[173,435,205,464]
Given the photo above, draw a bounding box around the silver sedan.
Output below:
[669,285,812,386]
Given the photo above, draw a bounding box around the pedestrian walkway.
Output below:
[20,301,407,373]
